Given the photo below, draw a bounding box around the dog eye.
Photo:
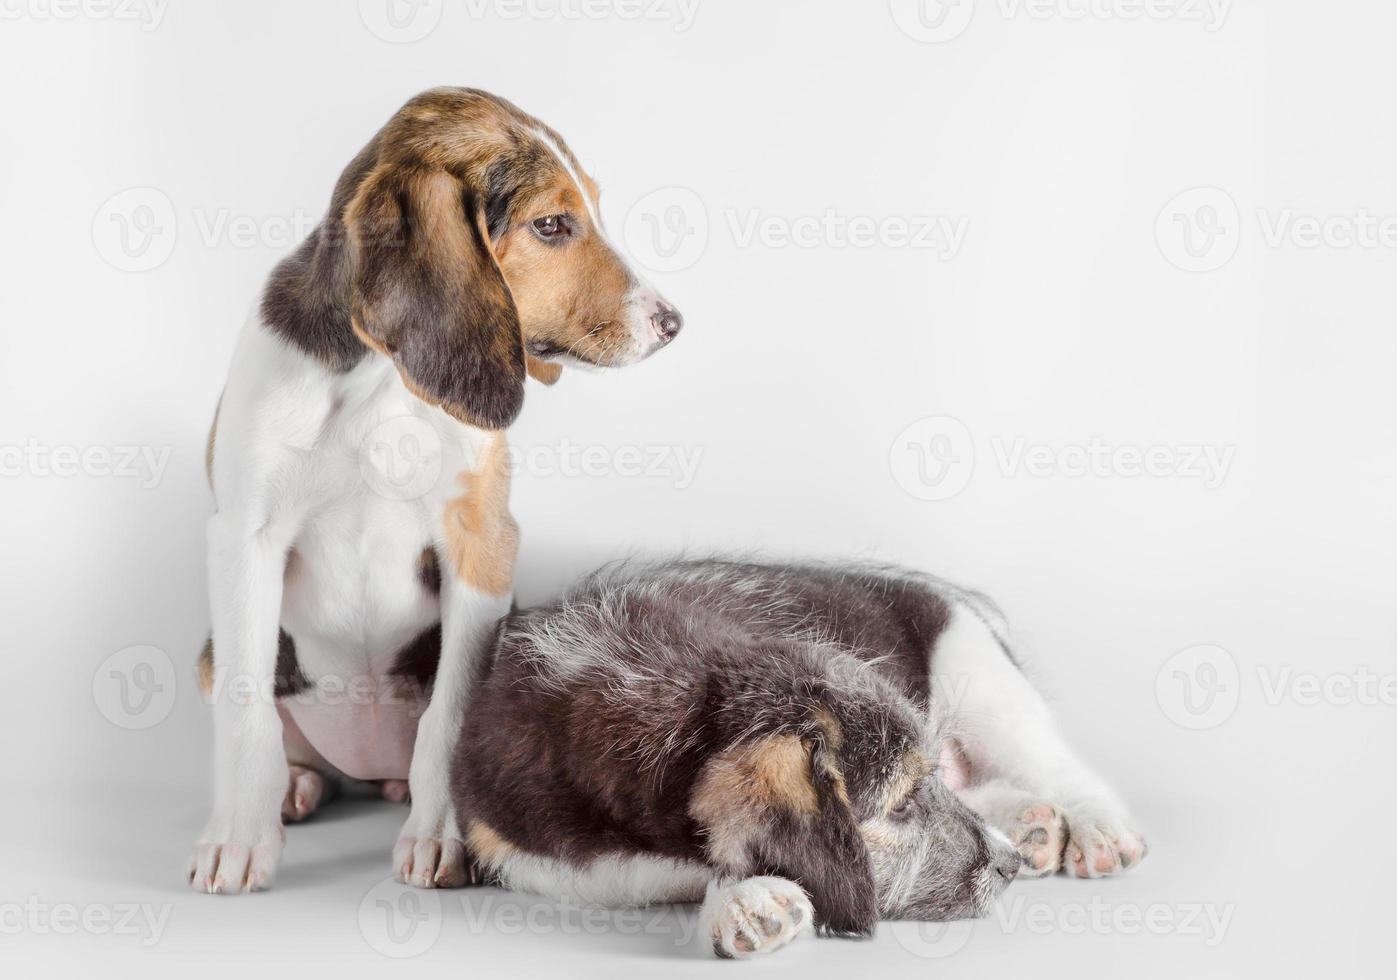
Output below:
[531,215,569,240]
[889,793,918,821]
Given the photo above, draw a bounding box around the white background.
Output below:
[2,0,1394,975]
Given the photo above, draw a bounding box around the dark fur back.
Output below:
[451,559,961,866]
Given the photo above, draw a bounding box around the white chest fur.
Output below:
[213,318,498,779]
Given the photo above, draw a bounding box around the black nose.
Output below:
[653,306,683,343]
[996,853,1023,882]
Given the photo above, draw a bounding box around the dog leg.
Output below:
[930,603,1147,878]
[701,877,814,960]
[394,582,508,888]
[189,515,295,893]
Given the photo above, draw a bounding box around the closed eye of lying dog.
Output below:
[450,558,1147,959]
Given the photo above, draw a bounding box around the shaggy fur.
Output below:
[451,559,1027,947]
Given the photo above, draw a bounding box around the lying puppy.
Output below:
[451,559,1147,958]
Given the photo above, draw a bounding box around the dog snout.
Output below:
[651,303,683,344]
[995,851,1022,883]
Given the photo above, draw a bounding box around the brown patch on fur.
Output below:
[690,735,819,869]
[467,820,520,868]
[197,638,215,698]
[493,171,637,366]
[525,355,563,385]
[880,750,931,817]
[195,632,310,701]
[442,433,517,596]
[417,547,442,594]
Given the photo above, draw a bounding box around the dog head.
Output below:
[693,657,1020,936]
[321,87,680,429]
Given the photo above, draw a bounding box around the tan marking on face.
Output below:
[880,750,931,817]
[525,355,563,385]
[690,735,818,869]
[442,433,517,596]
[197,638,215,699]
[467,820,520,869]
[346,89,642,382]
[495,170,638,366]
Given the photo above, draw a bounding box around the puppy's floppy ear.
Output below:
[691,724,879,937]
[761,726,879,937]
[347,165,526,430]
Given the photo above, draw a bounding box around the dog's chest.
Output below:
[278,358,488,672]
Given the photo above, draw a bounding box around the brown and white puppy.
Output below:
[452,559,1148,959]
[191,88,681,894]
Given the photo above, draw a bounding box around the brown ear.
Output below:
[761,729,879,937]
[347,166,525,430]
[692,728,879,938]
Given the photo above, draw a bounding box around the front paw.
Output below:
[394,810,475,889]
[702,876,814,959]
[188,818,284,894]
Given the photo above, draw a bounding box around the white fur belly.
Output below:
[278,490,440,781]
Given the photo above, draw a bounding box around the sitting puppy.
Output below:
[451,559,1147,958]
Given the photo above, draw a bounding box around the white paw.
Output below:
[702,876,813,960]
[188,817,284,894]
[1010,801,1069,877]
[394,807,472,889]
[1062,803,1147,878]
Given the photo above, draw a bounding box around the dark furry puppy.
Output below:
[451,559,1146,959]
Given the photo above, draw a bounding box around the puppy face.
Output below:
[696,683,1018,936]
[857,747,1021,922]
[487,131,679,370]
[343,88,680,429]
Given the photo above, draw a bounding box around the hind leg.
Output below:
[278,705,339,822]
[930,604,1147,878]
